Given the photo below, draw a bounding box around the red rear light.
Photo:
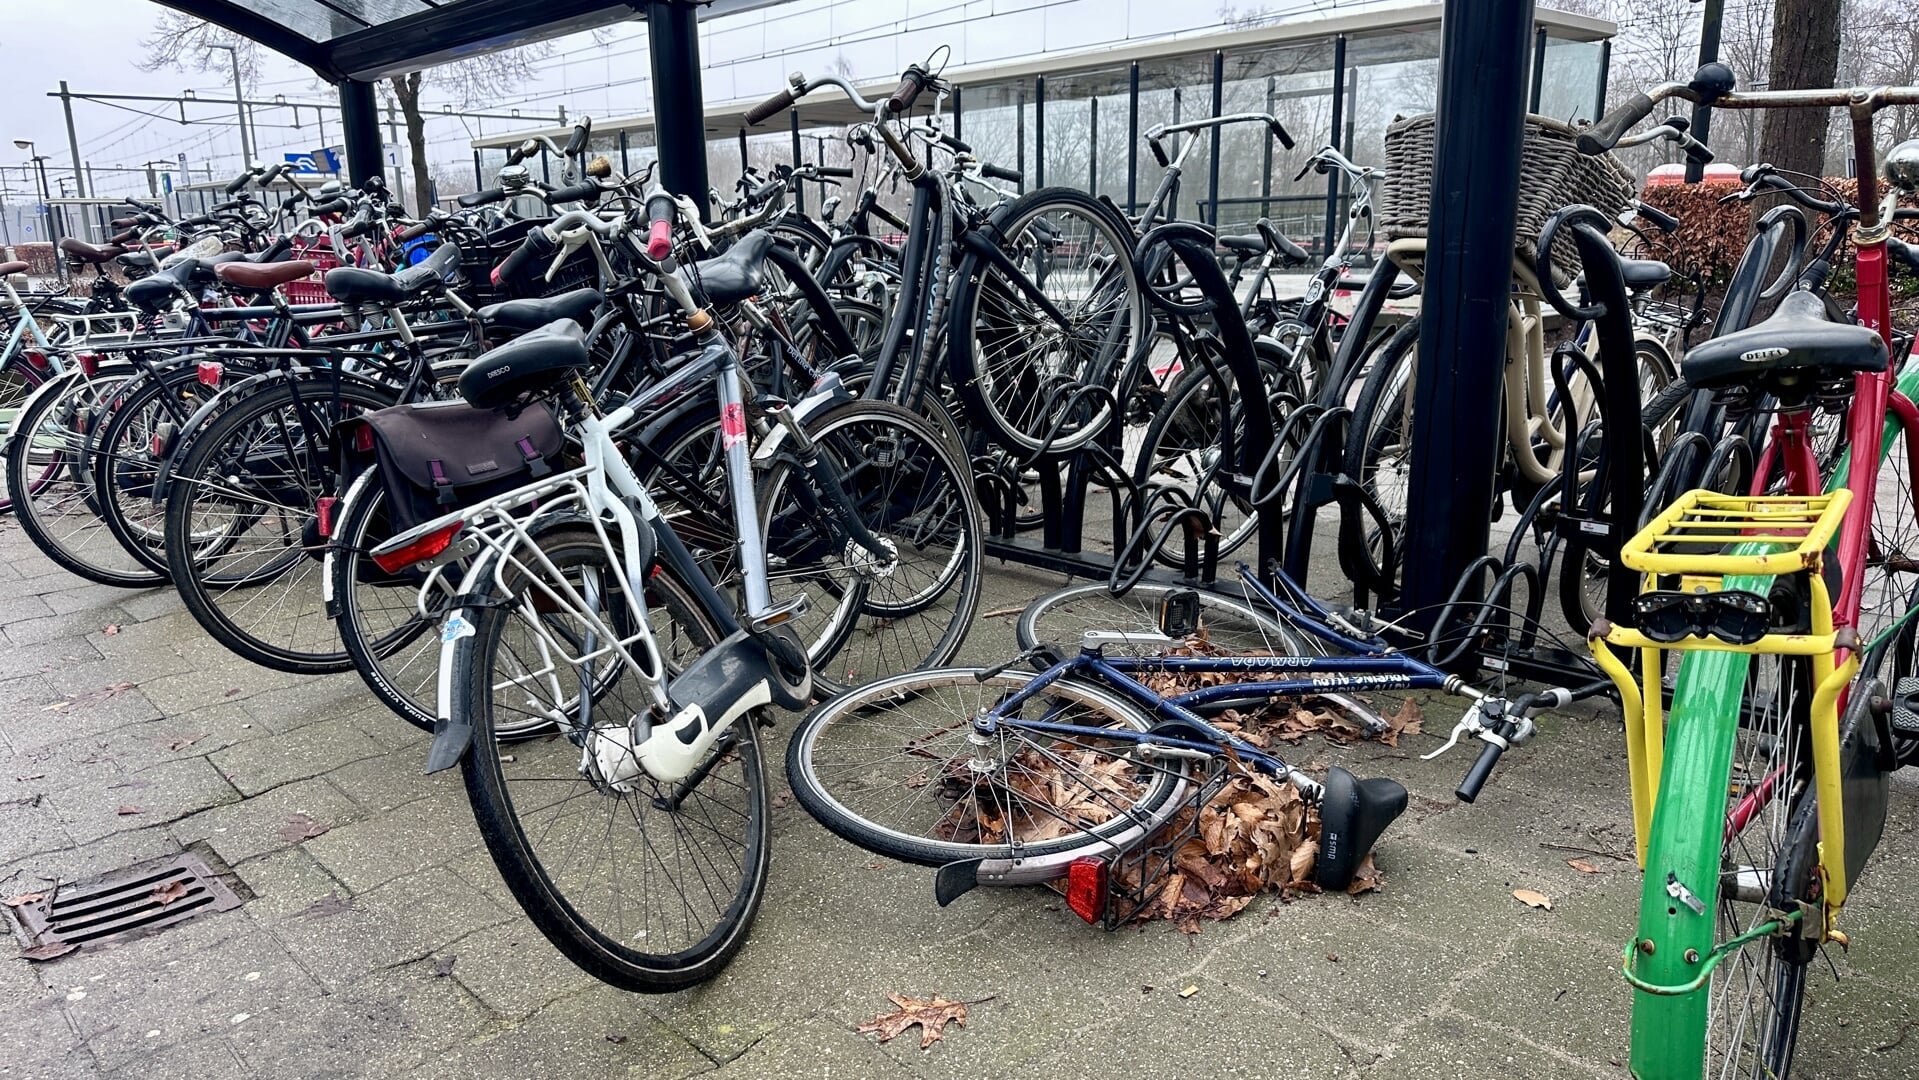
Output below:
[76,352,101,376]
[149,432,166,456]
[353,424,375,452]
[22,349,49,370]
[371,521,462,574]
[197,360,224,387]
[1064,856,1108,925]
[315,496,338,539]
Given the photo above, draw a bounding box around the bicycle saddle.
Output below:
[458,317,589,410]
[0,261,26,277]
[478,288,603,332]
[1620,258,1672,291]
[1314,766,1408,891]
[1681,289,1885,392]
[217,260,316,292]
[1216,233,1270,257]
[686,229,775,307]
[115,246,175,272]
[59,238,126,264]
[124,260,201,312]
[325,243,460,306]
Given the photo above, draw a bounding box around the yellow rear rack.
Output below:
[1619,490,1851,579]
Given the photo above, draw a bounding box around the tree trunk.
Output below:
[1757,0,1842,178]
[389,72,433,216]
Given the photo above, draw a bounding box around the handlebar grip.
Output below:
[545,180,600,205]
[111,217,137,229]
[980,162,1023,184]
[1888,237,1919,274]
[492,228,557,287]
[564,121,590,158]
[751,177,786,204]
[396,219,435,242]
[178,214,215,228]
[887,66,928,115]
[1268,118,1295,151]
[1455,739,1506,803]
[308,198,350,216]
[110,229,138,245]
[223,172,252,195]
[458,187,506,208]
[1683,136,1715,166]
[816,166,855,178]
[1577,92,1657,155]
[339,215,378,239]
[1637,202,1681,233]
[938,133,973,154]
[645,192,677,259]
[745,87,796,126]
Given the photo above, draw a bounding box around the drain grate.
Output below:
[9,851,244,953]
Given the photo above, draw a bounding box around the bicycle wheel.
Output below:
[88,364,226,574]
[455,525,767,993]
[756,399,982,693]
[0,353,50,516]
[1015,580,1304,657]
[786,668,1186,866]
[326,467,442,733]
[1345,320,1420,574]
[6,365,165,587]
[164,377,396,673]
[949,187,1147,454]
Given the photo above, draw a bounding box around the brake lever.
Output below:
[1422,699,1496,760]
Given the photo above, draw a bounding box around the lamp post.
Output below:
[207,44,254,168]
[12,139,62,281]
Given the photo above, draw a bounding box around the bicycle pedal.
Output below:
[1891,677,1919,736]
[746,594,809,632]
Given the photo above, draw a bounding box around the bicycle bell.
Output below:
[498,164,532,195]
[1885,139,1919,193]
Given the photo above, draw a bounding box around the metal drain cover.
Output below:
[9,851,244,954]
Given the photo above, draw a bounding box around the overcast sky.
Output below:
[0,0,1399,199]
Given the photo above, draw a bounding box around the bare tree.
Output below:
[1757,0,1842,180]
[140,13,266,86]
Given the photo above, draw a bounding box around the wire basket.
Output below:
[1378,112,1635,283]
[281,236,345,304]
[449,219,600,306]
[1098,755,1237,929]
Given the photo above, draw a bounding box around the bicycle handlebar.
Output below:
[1742,167,1848,216]
[459,187,506,208]
[887,63,930,114]
[979,162,1023,184]
[1634,200,1681,233]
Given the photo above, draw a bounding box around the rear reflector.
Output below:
[22,349,49,370]
[371,521,462,574]
[76,352,101,376]
[315,496,338,539]
[196,360,224,387]
[1064,856,1108,925]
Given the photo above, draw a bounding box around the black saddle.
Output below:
[1216,233,1268,257]
[1621,258,1672,292]
[478,288,603,332]
[1681,290,1886,393]
[325,244,460,306]
[458,318,589,410]
[115,246,173,272]
[686,230,775,307]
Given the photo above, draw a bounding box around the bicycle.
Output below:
[366,200,982,990]
[1485,64,1919,1078]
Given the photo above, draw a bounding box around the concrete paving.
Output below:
[0,517,1915,1080]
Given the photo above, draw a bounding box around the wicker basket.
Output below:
[1378,112,1634,283]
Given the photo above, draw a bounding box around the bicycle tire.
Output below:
[947,187,1147,454]
[5,364,165,587]
[1015,580,1305,658]
[88,361,233,574]
[457,525,768,993]
[1344,319,1421,576]
[755,399,982,693]
[163,376,397,673]
[0,353,50,516]
[786,667,1186,866]
[325,466,442,733]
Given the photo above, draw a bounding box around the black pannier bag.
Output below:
[344,399,566,533]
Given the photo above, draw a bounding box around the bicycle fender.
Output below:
[1,366,94,458]
[151,366,393,504]
[424,606,479,775]
[749,371,852,466]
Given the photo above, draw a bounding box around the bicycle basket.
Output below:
[1377,112,1635,284]
[454,218,599,305]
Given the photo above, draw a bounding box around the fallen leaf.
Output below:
[857,993,989,1049]
[223,688,241,697]
[150,881,187,906]
[1513,888,1554,911]
[604,1033,627,1045]
[115,805,143,816]
[302,892,353,918]
[102,625,121,637]
[163,734,206,753]
[15,774,44,782]
[277,814,331,844]
[19,942,77,962]
[0,794,44,810]
[107,779,151,791]
[431,955,456,977]
[3,893,48,907]
[1567,859,1601,874]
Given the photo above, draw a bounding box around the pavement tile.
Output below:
[0,827,186,899]
[264,866,511,991]
[0,998,101,1080]
[110,587,184,624]
[208,719,387,798]
[1455,929,1630,1065]
[1367,1006,1610,1079]
[301,793,484,893]
[702,1014,898,1079]
[0,638,106,684]
[415,984,714,1080]
[241,675,385,735]
[326,749,455,813]
[99,1035,252,1080]
[5,610,132,649]
[233,962,495,1078]
[224,844,349,921]
[173,776,365,866]
[0,676,163,755]
[439,921,598,1020]
[36,582,151,619]
[47,755,240,844]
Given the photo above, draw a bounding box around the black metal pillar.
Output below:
[619,130,630,176]
[1207,50,1224,226]
[1595,40,1611,123]
[1686,0,1724,183]
[340,79,383,187]
[1261,77,1274,219]
[648,0,711,218]
[1016,89,1026,193]
[1126,62,1139,214]
[952,86,963,140]
[1089,96,1099,192]
[1529,27,1548,112]
[1034,76,1046,187]
[789,110,804,213]
[1399,0,1535,627]
[1325,35,1346,253]
[472,149,482,188]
